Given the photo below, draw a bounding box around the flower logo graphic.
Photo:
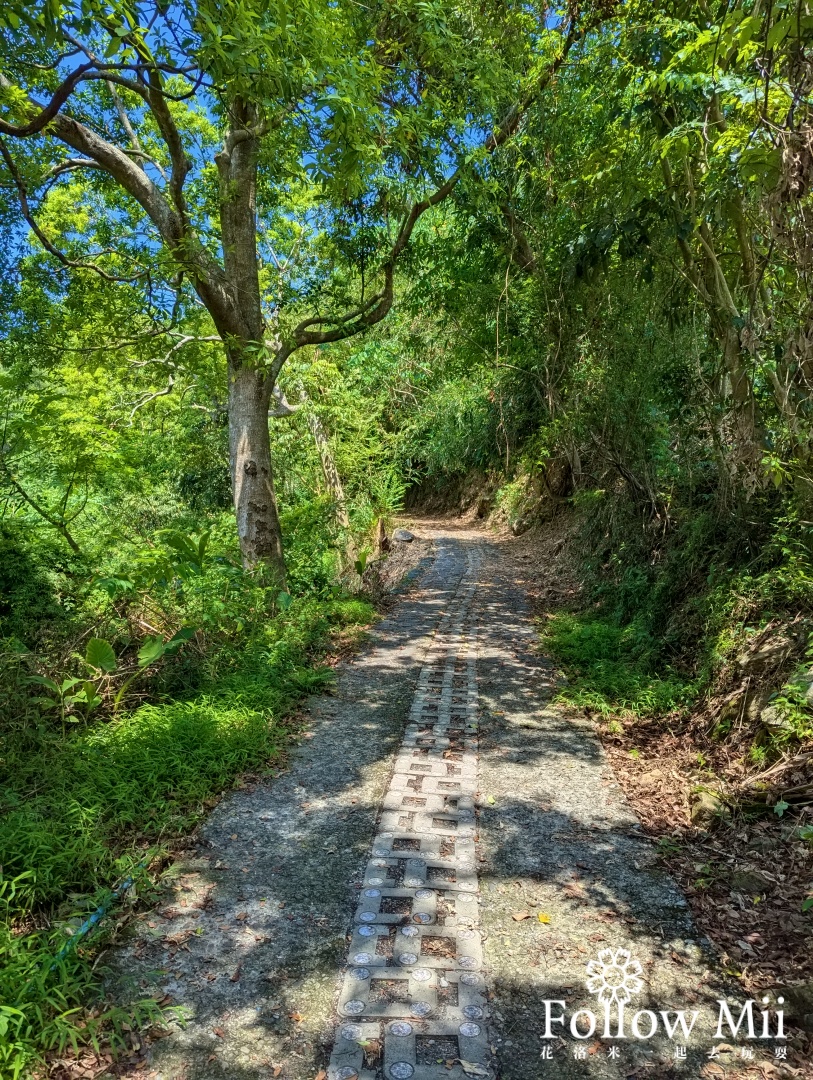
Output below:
[585,948,644,1006]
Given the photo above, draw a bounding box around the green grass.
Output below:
[0,595,373,1079]
[541,611,694,717]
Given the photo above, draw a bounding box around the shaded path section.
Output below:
[114,539,469,1079]
[472,535,758,1079]
[115,524,768,1080]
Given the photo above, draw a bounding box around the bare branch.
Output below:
[106,79,144,166]
[281,13,585,366]
[268,385,300,417]
[42,157,103,180]
[500,203,538,273]
[128,334,221,368]
[128,376,175,420]
[0,458,83,553]
[142,67,191,217]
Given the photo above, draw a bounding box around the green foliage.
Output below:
[5,0,813,1069]
[0,586,371,1073]
[0,866,168,1080]
[542,612,694,718]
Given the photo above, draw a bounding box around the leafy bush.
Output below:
[0,586,372,1075]
[542,611,694,717]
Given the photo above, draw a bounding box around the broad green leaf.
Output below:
[137,637,166,668]
[767,17,792,50]
[86,638,117,673]
[164,627,197,655]
[26,675,60,693]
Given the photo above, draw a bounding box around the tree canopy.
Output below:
[0,0,598,575]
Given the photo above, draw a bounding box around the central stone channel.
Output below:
[328,550,491,1080]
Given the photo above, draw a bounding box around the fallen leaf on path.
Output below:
[458,1061,490,1077]
[289,1011,303,1022]
[486,795,496,805]
[537,912,551,923]
[511,911,530,921]
[313,1071,326,1080]
[230,964,241,982]
[230,834,238,840]
[235,911,248,921]
[213,1027,225,1038]
[164,929,194,947]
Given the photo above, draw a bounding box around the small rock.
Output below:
[728,868,770,894]
[779,981,813,1032]
[392,528,414,542]
[690,788,728,827]
[759,705,794,732]
[511,518,530,536]
[736,633,793,675]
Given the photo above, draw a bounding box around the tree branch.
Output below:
[280,12,584,367]
[141,66,190,218]
[0,137,143,282]
[0,61,96,137]
[500,203,538,273]
[0,462,83,554]
[106,78,144,167]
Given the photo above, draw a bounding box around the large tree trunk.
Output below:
[228,363,286,580]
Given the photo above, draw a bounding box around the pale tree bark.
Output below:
[228,364,284,575]
[305,406,351,530]
[214,103,288,575]
[269,386,352,537]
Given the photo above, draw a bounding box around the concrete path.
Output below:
[117,526,774,1080]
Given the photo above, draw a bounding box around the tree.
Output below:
[0,0,595,580]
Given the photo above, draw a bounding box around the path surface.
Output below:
[116,525,766,1080]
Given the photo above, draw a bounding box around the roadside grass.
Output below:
[0,595,373,1079]
[541,611,695,718]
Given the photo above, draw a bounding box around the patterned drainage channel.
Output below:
[328,548,490,1080]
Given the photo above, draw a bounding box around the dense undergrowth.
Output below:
[540,500,813,732]
[0,498,375,1076]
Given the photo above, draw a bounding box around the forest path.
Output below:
[116,524,763,1080]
